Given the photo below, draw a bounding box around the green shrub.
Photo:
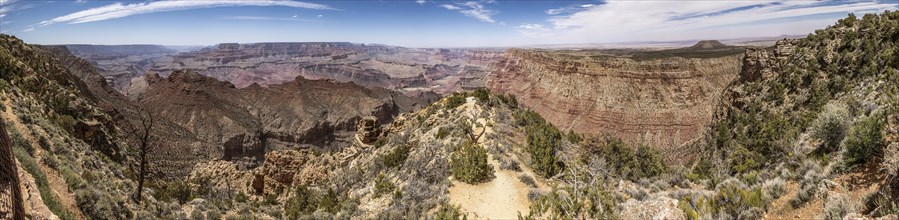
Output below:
[9,126,35,156]
[844,114,885,166]
[471,88,489,103]
[687,157,715,183]
[318,188,339,213]
[435,127,451,139]
[526,185,619,219]
[515,109,546,127]
[679,199,701,220]
[75,186,130,219]
[54,114,76,134]
[373,138,386,149]
[597,139,667,180]
[712,182,766,215]
[761,178,786,202]
[153,179,194,204]
[822,193,852,220]
[445,93,466,109]
[234,191,248,203]
[730,146,763,174]
[518,174,537,188]
[434,203,467,220]
[792,164,824,206]
[373,173,396,198]
[565,130,582,143]
[525,122,563,178]
[635,145,667,178]
[383,144,410,168]
[810,103,850,153]
[59,166,84,189]
[283,186,343,217]
[450,140,493,184]
[496,94,517,108]
[285,185,316,219]
[207,209,223,220]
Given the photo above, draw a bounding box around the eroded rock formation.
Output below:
[354,116,380,146]
[740,39,799,82]
[67,43,502,96]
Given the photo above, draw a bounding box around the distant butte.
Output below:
[689,40,729,49]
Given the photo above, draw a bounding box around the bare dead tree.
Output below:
[462,111,486,142]
[1,117,25,220]
[123,108,156,204]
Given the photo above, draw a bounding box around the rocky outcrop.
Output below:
[488,48,741,151]
[739,39,798,82]
[353,116,380,146]
[190,150,336,196]
[620,196,685,220]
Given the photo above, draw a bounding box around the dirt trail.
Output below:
[447,97,533,219]
[3,98,85,219]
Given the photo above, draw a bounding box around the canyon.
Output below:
[2,10,897,220]
[67,40,750,153]
[69,43,502,97]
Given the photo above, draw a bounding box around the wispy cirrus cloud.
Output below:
[223,15,322,22]
[441,1,497,23]
[0,0,34,18]
[533,0,898,44]
[33,0,333,29]
[545,3,596,15]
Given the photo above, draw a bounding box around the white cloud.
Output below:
[516,23,551,37]
[416,0,427,5]
[22,27,33,32]
[34,0,333,28]
[223,15,320,22]
[539,1,899,44]
[0,0,33,18]
[545,3,595,15]
[441,4,460,10]
[545,8,564,15]
[317,14,323,18]
[442,1,497,23]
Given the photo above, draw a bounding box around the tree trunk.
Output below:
[134,150,146,204]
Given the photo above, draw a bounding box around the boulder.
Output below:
[620,196,685,220]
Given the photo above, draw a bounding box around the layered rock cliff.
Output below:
[135,69,437,167]
[488,47,743,150]
[68,43,502,96]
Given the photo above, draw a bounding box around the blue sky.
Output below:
[0,0,896,48]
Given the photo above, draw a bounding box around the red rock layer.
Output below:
[488,49,741,148]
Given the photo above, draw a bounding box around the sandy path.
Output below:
[3,98,85,219]
[447,97,532,219]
